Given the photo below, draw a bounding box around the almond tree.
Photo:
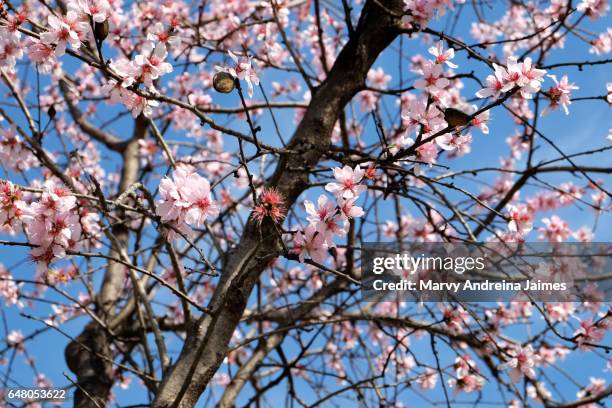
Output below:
[0,0,611,407]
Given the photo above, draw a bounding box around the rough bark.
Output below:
[151,2,404,407]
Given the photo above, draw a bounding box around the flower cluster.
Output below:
[401,41,488,167]
[499,344,539,382]
[102,40,173,117]
[71,0,111,24]
[114,42,174,90]
[448,354,485,393]
[401,0,459,28]
[156,166,219,240]
[476,57,546,100]
[38,0,112,57]
[577,377,607,402]
[573,318,606,349]
[0,125,38,172]
[20,183,82,275]
[292,165,365,263]
[0,5,26,72]
[40,11,86,56]
[0,263,21,307]
[0,180,27,234]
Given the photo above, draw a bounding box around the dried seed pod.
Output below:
[213,72,235,93]
[94,20,109,42]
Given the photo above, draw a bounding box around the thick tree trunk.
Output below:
[151,2,405,407]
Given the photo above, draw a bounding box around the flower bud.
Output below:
[47,105,56,119]
[94,20,109,42]
[213,72,235,93]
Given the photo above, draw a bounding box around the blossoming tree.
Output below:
[0,0,611,407]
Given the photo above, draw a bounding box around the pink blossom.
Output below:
[527,382,552,404]
[138,139,159,165]
[27,40,56,73]
[134,43,174,89]
[515,57,546,98]
[572,226,593,242]
[469,106,490,134]
[434,133,454,151]
[367,67,392,89]
[443,306,470,334]
[20,184,82,274]
[428,41,458,68]
[507,204,533,236]
[470,22,500,44]
[358,90,378,112]
[109,58,140,88]
[448,355,484,393]
[0,180,26,234]
[541,75,579,115]
[0,264,21,307]
[446,133,473,158]
[577,377,607,407]
[476,64,508,99]
[101,79,124,104]
[557,182,584,205]
[71,0,111,23]
[28,211,81,258]
[0,36,24,70]
[493,57,546,99]
[402,0,452,28]
[304,194,347,242]
[448,373,485,393]
[590,28,612,55]
[573,319,605,349]
[538,346,568,366]
[545,302,575,323]
[40,11,84,56]
[416,142,438,165]
[183,178,219,226]
[35,373,53,388]
[28,185,77,219]
[0,125,38,172]
[121,91,159,118]
[292,225,328,263]
[538,215,570,242]
[156,167,219,230]
[499,344,538,382]
[401,99,445,136]
[7,330,24,347]
[325,165,367,199]
[0,12,25,42]
[338,198,364,219]
[414,61,450,94]
[577,0,610,20]
[454,354,476,379]
[148,22,181,48]
[417,368,438,390]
